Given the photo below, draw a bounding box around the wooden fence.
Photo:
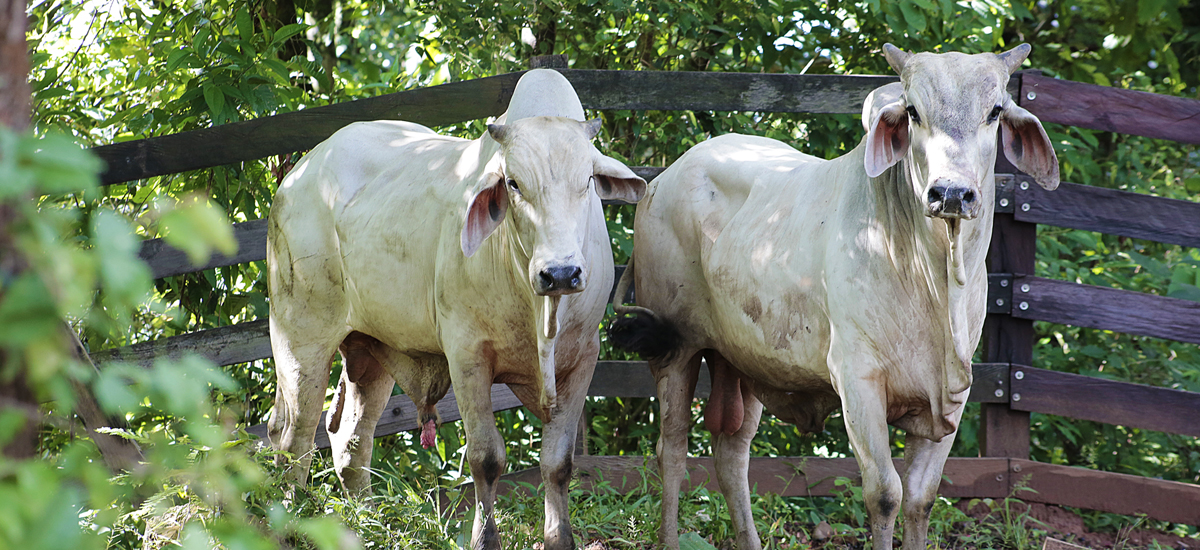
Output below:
[89,66,1200,525]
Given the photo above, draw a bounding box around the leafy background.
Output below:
[3,0,1198,547]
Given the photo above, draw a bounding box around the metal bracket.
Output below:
[987,273,1013,314]
[994,174,1016,213]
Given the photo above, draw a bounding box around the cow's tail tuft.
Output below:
[607,256,680,359]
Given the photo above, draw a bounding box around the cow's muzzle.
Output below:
[926,180,981,220]
[535,264,586,296]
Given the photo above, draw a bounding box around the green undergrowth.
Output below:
[114,445,1189,550]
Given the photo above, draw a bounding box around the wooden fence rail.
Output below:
[96,68,1200,186]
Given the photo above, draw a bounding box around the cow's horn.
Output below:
[997,43,1032,75]
[882,43,911,75]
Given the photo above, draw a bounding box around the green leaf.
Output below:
[166,47,191,72]
[1168,283,1200,302]
[679,532,719,550]
[1184,176,1200,192]
[272,23,308,48]
[899,1,928,32]
[1138,0,1167,23]
[159,196,238,265]
[203,82,225,119]
[236,6,254,42]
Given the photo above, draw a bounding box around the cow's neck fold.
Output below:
[870,155,975,411]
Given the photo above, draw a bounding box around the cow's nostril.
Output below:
[539,270,556,289]
[962,190,976,204]
[927,187,945,204]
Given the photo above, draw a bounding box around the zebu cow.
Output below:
[267,69,646,550]
[610,45,1058,550]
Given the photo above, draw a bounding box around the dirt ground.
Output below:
[960,500,1197,549]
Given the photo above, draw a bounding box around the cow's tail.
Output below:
[607,255,680,359]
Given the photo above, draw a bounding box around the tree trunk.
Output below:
[0,0,35,460]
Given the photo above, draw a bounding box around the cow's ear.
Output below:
[864,100,909,178]
[592,151,647,203]
[461,172,509,257]
[1001,104,1059,190]
[487,124,511,146]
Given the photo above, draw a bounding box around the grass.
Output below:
[98,444,1196,550]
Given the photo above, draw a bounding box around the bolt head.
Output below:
[1021,203,1031,212]
[1013,393,1022,401]
[999,198,1009,207]
[994,389,1004,398]
[1020,181,1029,190]
[1027,91,1037,101]
[996,298,1005,306]
[996,474,1005,481]
[1015,370,1025,380]
[1019,301,1029,310]
[1000,279,1009,287]
[1013,464,1022,473]
[1021,283,1030,293]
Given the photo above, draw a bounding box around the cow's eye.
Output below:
[987,105,1003,124]
[905,105,921,125]
[507,178,520,193]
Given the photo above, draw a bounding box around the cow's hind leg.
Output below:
[900,406,964,550]
[267,317,341,485]
[326,332,395,496]
[707,353,764,550]
[651,350,702,549]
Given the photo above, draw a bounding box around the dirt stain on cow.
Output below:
[742,296,763,323]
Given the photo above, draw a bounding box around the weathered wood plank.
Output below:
[240,361,1014,449]
[1012,275,1200,345]
[89,319,271,368]
[94,73,526,185]
[1009,365,1200,437]
[1014,178,1200,249]
[94,72,905,185]
[1020,71,1200,145]
[139,218,268,279]
[481,456,1011,501]
[562,70,898,114]
[244,384,525,450]
[981,202,1037,459]
[1012,459,1200,525]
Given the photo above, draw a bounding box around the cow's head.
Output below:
[864,44,1059,220]
[461,116,646,296]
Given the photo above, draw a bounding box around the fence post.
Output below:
[980,153,1035,458]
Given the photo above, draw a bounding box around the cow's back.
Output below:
[270,120,486,353]
[634,135,839,387]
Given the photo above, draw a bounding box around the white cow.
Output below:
[610,45,1058,549]
[266,69,646,550]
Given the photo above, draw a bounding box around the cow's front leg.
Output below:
[451,357,506,550]
[538,345,594,550]
[834,363,902,550]
[326,339,394,496]
[709,354,764,550]
[900,403,965,550]
[651,351,702,549]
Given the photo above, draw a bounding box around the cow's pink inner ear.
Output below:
[1001,105,1060,190]
[864,103,910,178]
[461,177,509,257]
